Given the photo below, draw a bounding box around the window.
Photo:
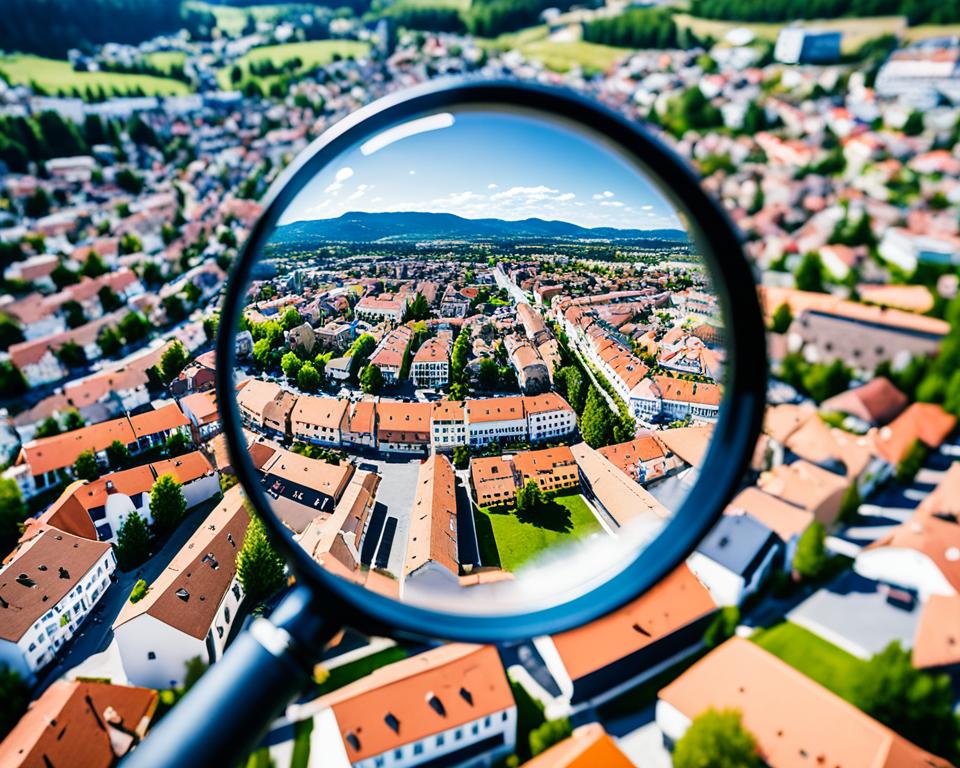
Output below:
[436,734,445,747]
[148,652,156,660]
[413,743,423,755]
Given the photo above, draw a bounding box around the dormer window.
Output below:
[384,712,400,733]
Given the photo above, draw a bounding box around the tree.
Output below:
[119,312,150,345]
[203,314,219,342]
[453,446,470,470]
[297,362,321,393]
[403,292,430,322]
[802,360,851,403]
[236,512,286,602]
[360,364,383,395]
[281,350,303,380]
[51,263,79,290]
[793,521,828,580]
[129,578,149,603]
[165,432,191,457]
[896,439,927,484]
[24,188,51,218]
[673,708,761,768]
[703,606,740,648]
[902,109,925,136]
[116,168,144,195]
[0,315,23,351]
[852,642,958,758]
[116,512,151,570]
[106,439,130,468]
[280,307,302,331]
[0,479,27,556]
[81,251,108,278]
[477,357,500,391]
[770,302,793,334]
[160,340,189,384]
[98,285,123,312]
[0,361,26,397]
[73,449,99,482]
[515,480,544,515]
[183,656,208,692]
[35,416,62,438]
[529,718,572,757]
[97,325,123,357]
[0,665,29,740]
[795,252,826,293]
[150,474,187,537]
[57,340,87,369]
[161,294,186,323]
[838,481,861,522]
[63,409,84,431]
[580,387,615,448]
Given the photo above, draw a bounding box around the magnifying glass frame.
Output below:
[215,77,767,646]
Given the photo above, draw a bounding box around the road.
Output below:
[33,497,221,695]
[493,266,530,306]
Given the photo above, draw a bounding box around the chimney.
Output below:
[105,480,116,494]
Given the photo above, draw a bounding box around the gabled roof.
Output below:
[292,394,348,430]
[725,486,814,542]
[114,488,249,639]
[870,403,956,466]
[654,425,713,468]
[551,564,714,681]
[311,644,513,763]
[0,680,157,768]
[404,454,458,579]
[467,396,526,424]
[659,638,952,768]
[598,437,666,478]
[20,417,137,477]
[820,377,908,426]
[696,514,779,577]
[913,594,960,670]
[522,723,635,768]
[128,403,189,438]
[0,529,111,642]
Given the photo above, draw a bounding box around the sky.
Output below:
[278,109,685,231]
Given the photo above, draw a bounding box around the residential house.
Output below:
[401,455,460,601]
[179,390,221,442]
[724,487,814,573]
[345,401,377,450]
[821,377,908,432]
[656,638,951,766]
[687,514,781,607]
[297,644,516,768]
[369,326,412,385]
[535,564,715,712]
[466,397,527,448]
[912,593,960,671]
[521,723,635,767]
[410,337,450,388]
[505,336,550,395]
[524,393,577,444]
[377,401,432,454]
[630,376,721,425]
[430,400,466,452]
[0,530,115,678]
[869,402,957,473]
[355,294,404,324]
[599,436,672,485]
[292,395,348,447]
[113,489,249,689]
[0,680,157,768]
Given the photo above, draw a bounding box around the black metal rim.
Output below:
[215,77,767,644]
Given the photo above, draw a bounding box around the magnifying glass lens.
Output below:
[227,104,729,618]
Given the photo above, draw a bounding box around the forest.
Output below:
[688,0,960,24]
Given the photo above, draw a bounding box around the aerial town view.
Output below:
[0,0,959,766]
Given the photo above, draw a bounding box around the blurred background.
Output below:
[0,1,959,766]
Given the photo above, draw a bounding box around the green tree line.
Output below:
[688,0,960,24]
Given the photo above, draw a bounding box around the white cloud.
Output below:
[555,192,575,202]
[487,183,498,189]
[432,190,485,207]
[641,204,654,211]
[592,190,615,200]
[346,183,371,202]
[600,200,625,207]
[324,166,354,193]
[409,170,416,175]
[491,185,559,201]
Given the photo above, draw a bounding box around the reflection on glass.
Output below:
[230,108,725,615]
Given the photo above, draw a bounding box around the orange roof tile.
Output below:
[522,723,635,768]
[913,594,960,670]
[404,454,458,579]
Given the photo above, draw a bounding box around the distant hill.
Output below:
[270,211,688,245]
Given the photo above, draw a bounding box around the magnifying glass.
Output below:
[126,79,766,767]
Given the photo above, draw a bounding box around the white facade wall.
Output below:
[0,548,115,677]
[527,409,576,443]
[655,699,692,748]
[23,351,66,387]
[686,544,778,607]
[431,419,467,451]
[467,418,527,448]
[854,548,957,600]
[293,420,343,447]
[412,360,449,388]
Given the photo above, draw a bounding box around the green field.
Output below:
[0,54,190,97]
[144,51,187,74]
[473,492,602,572]
[312,645,408,696]
[393,0,471,10]
[752,622,866,702]
[186,1,312,37]
[480,25,630,74]
[217,40,371,90]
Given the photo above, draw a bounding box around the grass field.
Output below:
[0,54,190,97]
[217,39,371,89]
[480,25,630,74]
[186,1,311,37]
[393,0,471,10]
[752,622,866,702]
[144,51,187,74]
[312,645,408,696]
[674,13,907,54]
[473,492,602,572]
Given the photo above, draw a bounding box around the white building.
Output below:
[878,227,960,275]
[630,376,721,425]
[774,28,842,65]
[466,397,528,448]
[410,338,450,388]
[113,489,250,689]
[293,644,516,768]
[524,393,577,444]
[291,394,348,447]
[0,530,115,679]
[875,38,960,109]
[430,401,467,452]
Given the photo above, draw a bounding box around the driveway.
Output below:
[787,571,919,660]
[357,456,422,577]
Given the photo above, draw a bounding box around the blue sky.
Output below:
[278,110,685,230]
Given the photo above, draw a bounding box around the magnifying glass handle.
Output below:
[122,585,339,768]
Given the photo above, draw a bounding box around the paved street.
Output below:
[493,266,530,306]
[356,456,422,577]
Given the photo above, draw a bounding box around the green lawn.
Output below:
[0,54,190,97]
[290,718,313,768]
[312,645,408,696]
[186,1,311,37]
[473,492,602,572]
[217,40,371,89]
[144,51,187,74]
[393,0,471,10]
[751,622,866,702]
[479,25,629,74]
